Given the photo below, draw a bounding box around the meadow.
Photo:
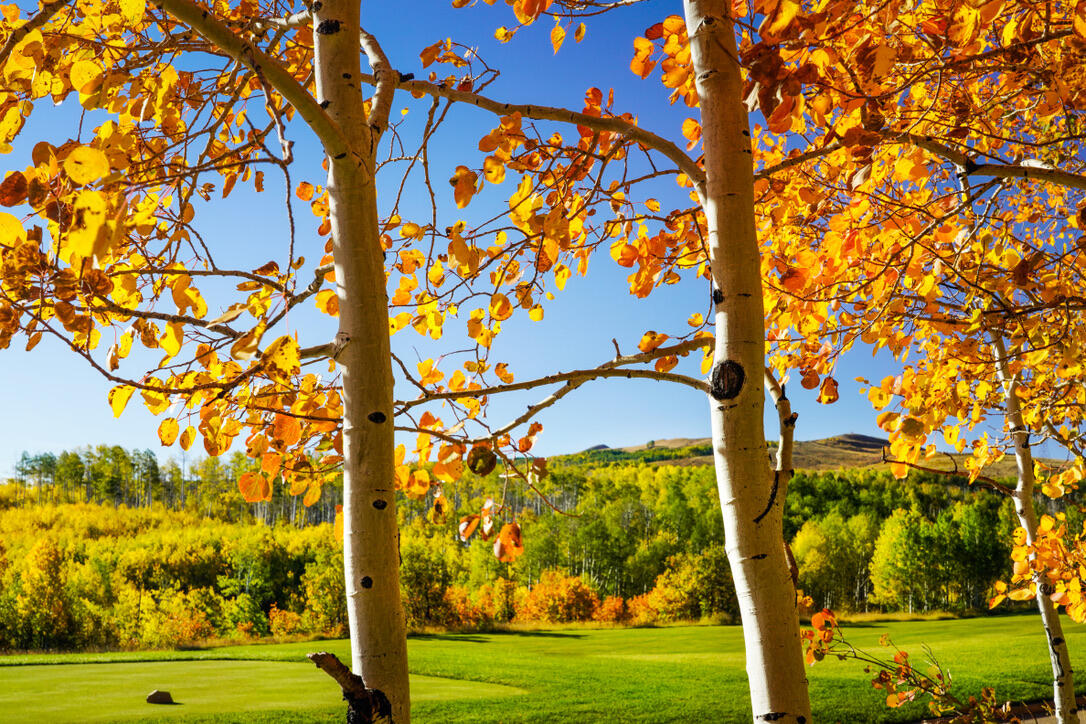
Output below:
[1,613,1083,723]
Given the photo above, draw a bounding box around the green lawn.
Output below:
[0,613,1082,722]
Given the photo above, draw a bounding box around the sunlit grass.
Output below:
[1,613,1083,722]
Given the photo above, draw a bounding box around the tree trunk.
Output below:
[683,2,811,721]
[312,1,409,721]
[992,334,1075,724]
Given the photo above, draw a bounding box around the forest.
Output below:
[0,442,1057,653]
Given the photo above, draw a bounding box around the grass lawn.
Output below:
[1,613,1082,722]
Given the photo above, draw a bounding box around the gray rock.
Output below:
[146,690,174,705]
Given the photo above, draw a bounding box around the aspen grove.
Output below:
[3,0,1086,722]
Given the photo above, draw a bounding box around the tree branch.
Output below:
[0,0,71,66]
[764,367,795,473]
[880,448,1014,497]
[755,143,842,181]
[358,27,395,135]
[357,73,706,190]
[886,132,1086,191]
[155,0,349,159]
[398,337,713,410]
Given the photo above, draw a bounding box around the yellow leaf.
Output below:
[66,189,107,259]
[0,212,23,242]
[489,293,513,321]
[550,22,565,53]
[179,425,196,451]
[574,22,586,42]
[158,322,183,358]
[645,198,661,212]
[69,60,100,93]
[108,385,133,417]
[230,322,266,360]
[303,483,322,507]
[63,146,110,185]
[119,0,145,24]
[158,417,179,446]
[263,335,300,378]
[528,304,544,321]
[764,0,800,38]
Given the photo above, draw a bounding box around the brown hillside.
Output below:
[628,433,1063,480]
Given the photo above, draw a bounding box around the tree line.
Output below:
[7,446,341,526]
[2,443,1061,654]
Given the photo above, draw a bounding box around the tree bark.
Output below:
[683,2,811,722]
[313,1,409,721]
[992,333,1075,724]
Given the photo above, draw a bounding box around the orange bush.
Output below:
[443,585,486,628]
[626,592,657,626]
[514,570,599,623]
[268,603,303,637]
[593,595,628,624]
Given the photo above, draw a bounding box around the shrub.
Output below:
[515,570,599,623]
[268,603,303,637]
[593,595,627,624]
[626,593,656,626]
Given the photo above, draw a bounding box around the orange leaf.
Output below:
[817,376,839,404]
[238,471,270,502]
[261,452,282,478]
[272,413,302,448]
[494,522,524,562]
[295,181,315,201]
[459,514,480,541]
[638,330,668,353]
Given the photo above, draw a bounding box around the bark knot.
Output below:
[709,360,745,400]
[315,18,341,34]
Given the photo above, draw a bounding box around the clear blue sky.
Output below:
[0,1,912,477]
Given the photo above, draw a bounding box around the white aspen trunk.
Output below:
[993,334,1076,723]
[683,2,811,721]
[313,2,410,720]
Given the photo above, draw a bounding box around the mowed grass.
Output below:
[1,613,1083,722]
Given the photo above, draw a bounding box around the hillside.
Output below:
[568,433,1063,480]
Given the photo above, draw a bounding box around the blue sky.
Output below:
[0,1,913,476]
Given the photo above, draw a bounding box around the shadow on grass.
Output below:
[409,630,586,642]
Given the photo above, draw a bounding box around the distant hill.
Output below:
[572,433,1062,480]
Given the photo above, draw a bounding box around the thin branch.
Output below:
[357,74,706,191]
[0,0,70,65]
[886,132,1086,191]
[755,142,842,182]
[398,337,713,410]
[880,448,1014,497]
[156,0,348,159]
